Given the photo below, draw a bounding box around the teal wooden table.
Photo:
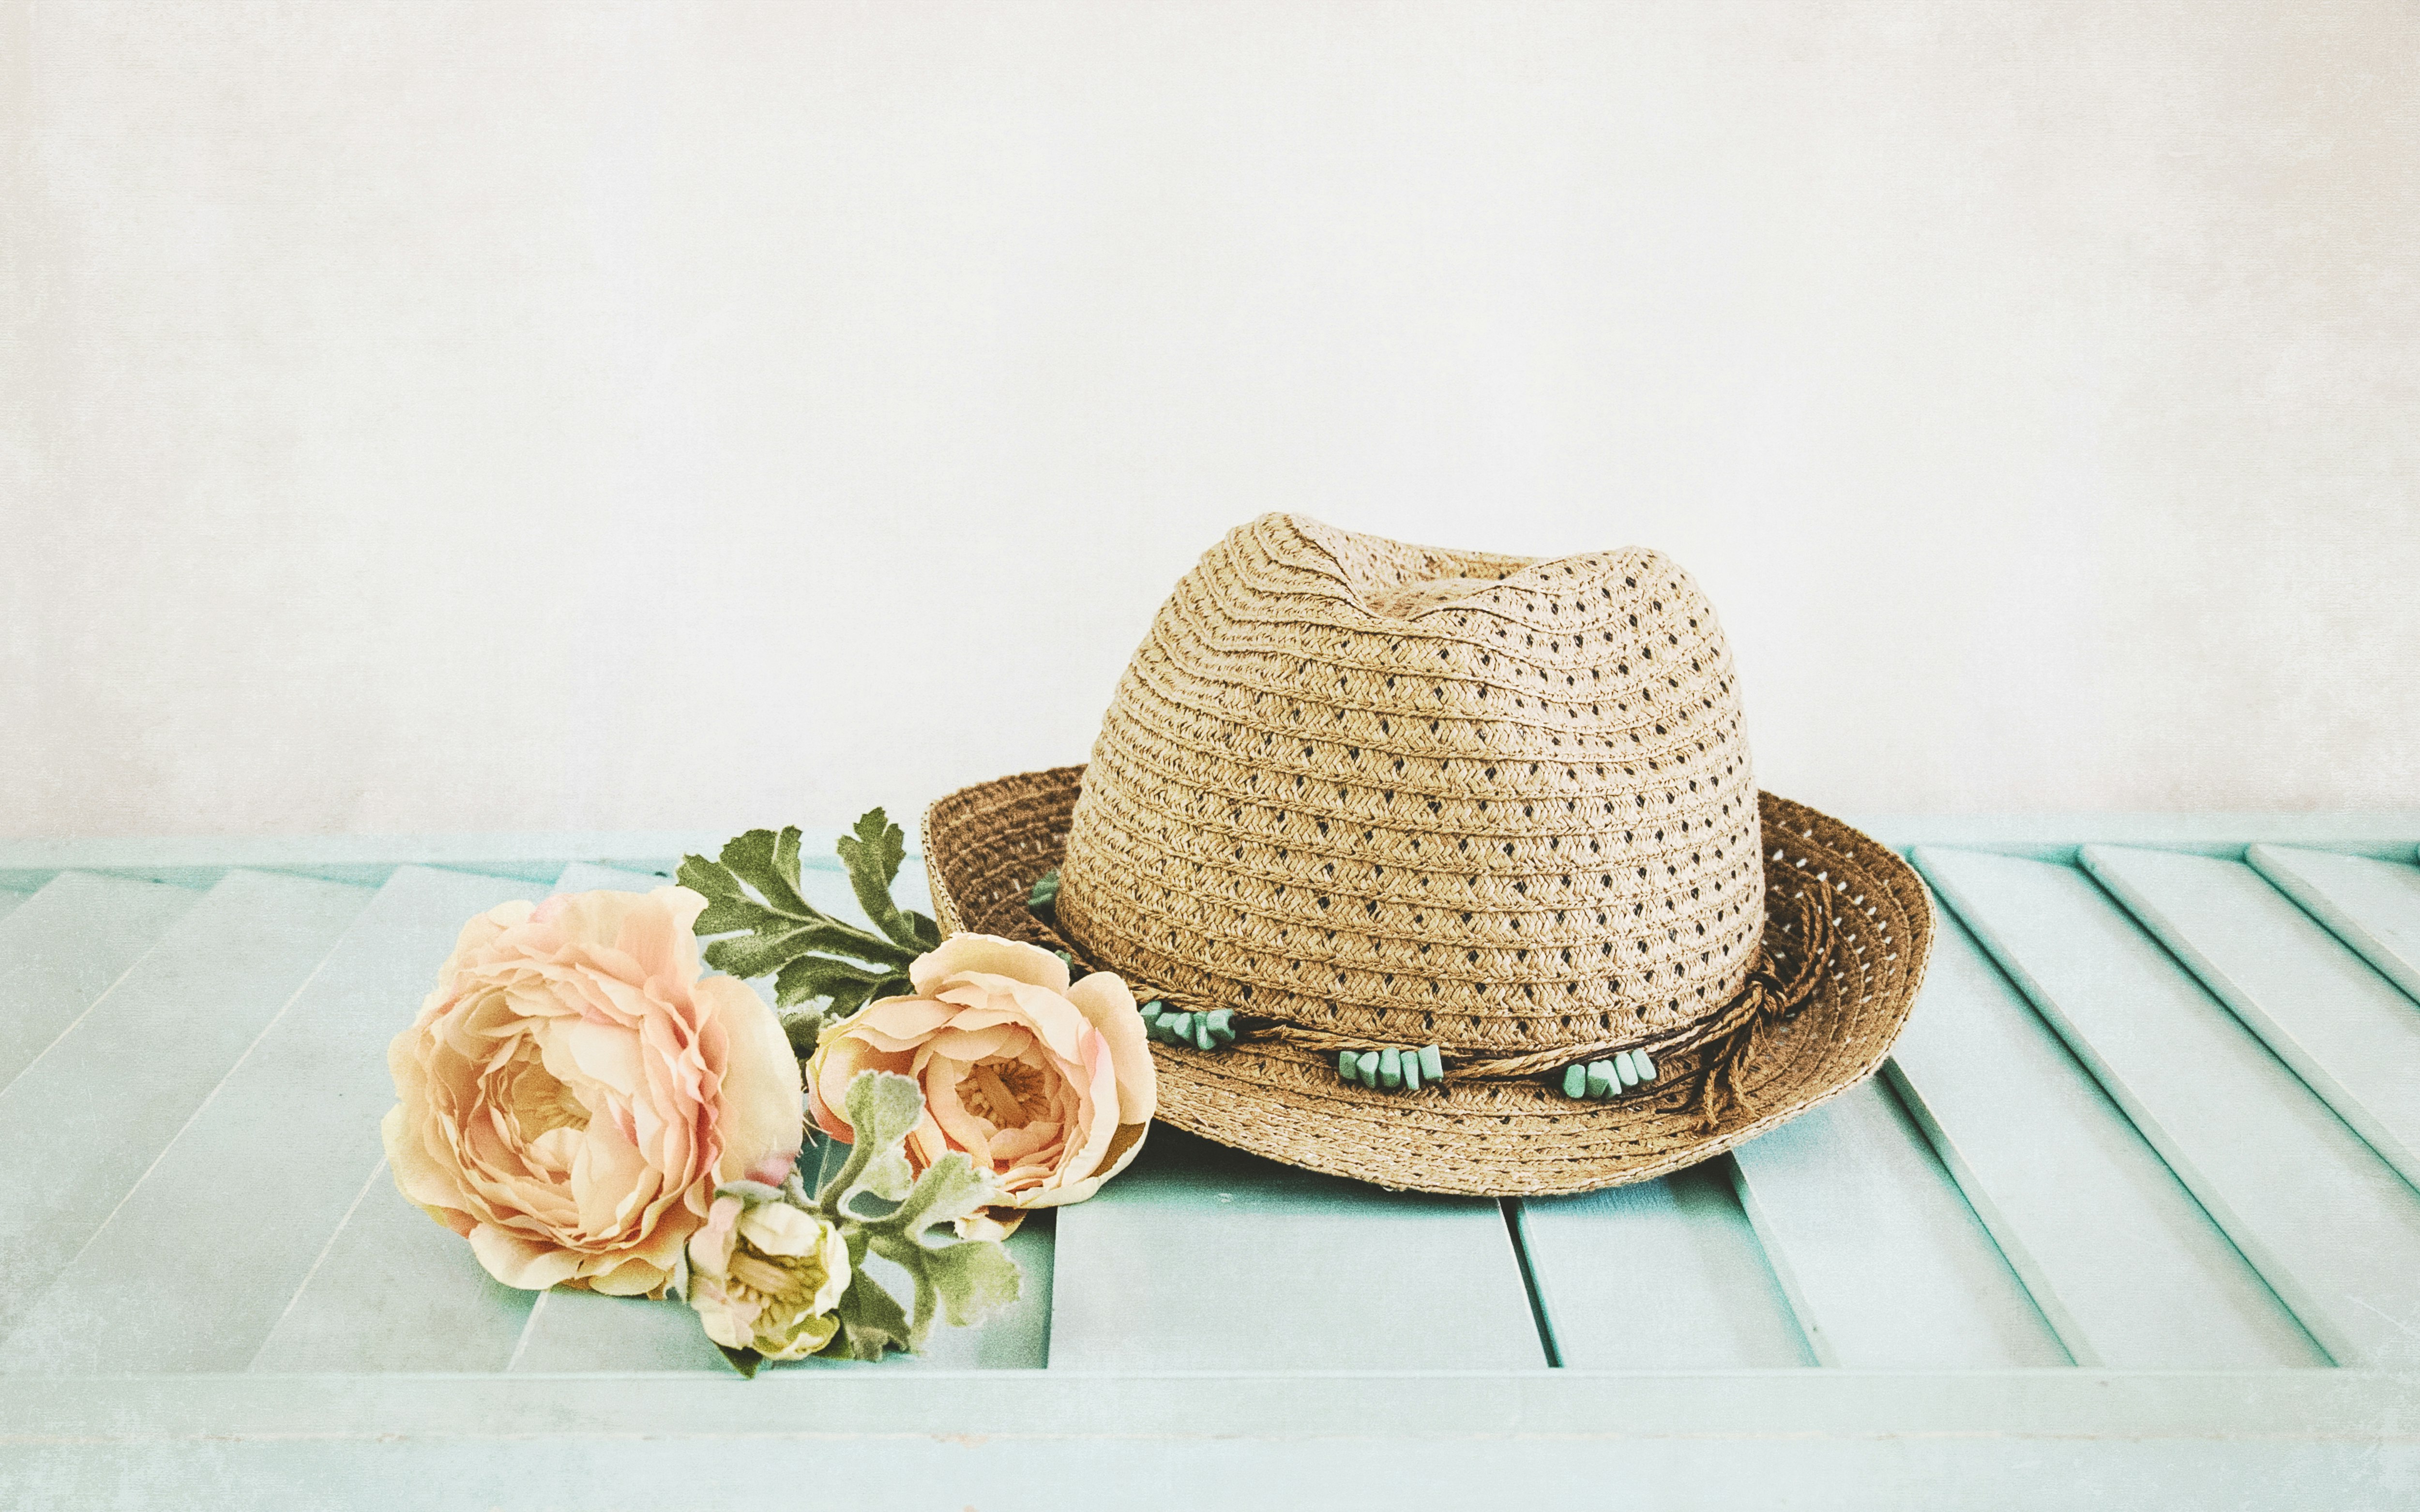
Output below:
[2,817,2417,1509]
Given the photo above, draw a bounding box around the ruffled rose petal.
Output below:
[803,931,1153,1226]
[1066,971,1157,1125]
[382,886,800,1295]
[909,934,1070,997]
[700,975,802,1182]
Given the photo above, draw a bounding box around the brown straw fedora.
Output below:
[921,515,1934,1197]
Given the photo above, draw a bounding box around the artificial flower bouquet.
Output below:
[381,810,1155,1376]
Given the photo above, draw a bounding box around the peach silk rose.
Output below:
[807,935,1155,1236]
[382,887,803,1295]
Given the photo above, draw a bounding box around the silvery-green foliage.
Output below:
[695,1072,1021,1376]
[808,1071,1023,1361]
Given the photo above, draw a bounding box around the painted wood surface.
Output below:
[2084,844,2420,1193]
[0,825,2416,1497]
[3,1372,2410,1512]
[206,864,571,1375]
[1,865,554,1373]
[1917,845,2420,1367]
[251,1157,538,1374]
[1517,1162,1813,1367]
[0,871,200,1095]
[1886,912,2322,1367]
[0,870,372,1356]
[1728,1078,2069,1367]
[1049,1125,1544,1370]
[2247,843,2420,1005]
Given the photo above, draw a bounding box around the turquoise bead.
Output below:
[1634,1048,1658,1083]
[1401,1049,1422,1092]
[1378,1048,1403,1090]
[1193,1017,1214,1051]
[1615,1051,1641,1088]
[1585,1061,1616,1099]
[1418,1045,1444,1081]
[1338,1050,1361,1084]
[1205,1008,1236,1045]
[1356,1050,1381,1085]
[1562,1063,1588,1098]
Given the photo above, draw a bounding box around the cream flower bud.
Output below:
[685,1192,851,1362]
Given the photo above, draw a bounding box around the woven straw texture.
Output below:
[924,767,1933,1196]
[1061,514,1763,1060]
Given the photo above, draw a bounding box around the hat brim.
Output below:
[921,766,1935,1198]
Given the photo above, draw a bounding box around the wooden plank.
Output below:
[238,864,576,1374]
[1886,913,2322,1367]
[2246,843,2420,1005]
[0,871,203,1095]
[0,870,371,1357]
[1048,1125,1544,1370]
[1916,845,2420,1367]
[2085,844,2420,1193]
[1843,812,2420,863]
[1728,1078,2070,1368]
[0,865,547,1373]
[0,829,900,894]
[1517,1162,1813,1367]
[3,1373,2410,1512]
[508,1288,726,1373]
[250,1160,538,1374]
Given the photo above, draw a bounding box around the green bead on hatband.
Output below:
[1330,1044,1445,1093]
[1559,1047,1665,1100]
[1026,870,1062,918]
[1140,1002,1244,1050]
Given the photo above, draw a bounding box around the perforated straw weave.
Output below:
[922,517,1936,1197]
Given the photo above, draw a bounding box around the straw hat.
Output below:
[921,515,1934,1197]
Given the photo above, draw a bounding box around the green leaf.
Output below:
[834,808,944,952]
[880,1148,995,1236]
[770,956,909,1018]
[704,918,909,983]
[777,1006,824,1059]
[858,1153,1023,1347]
[920,1233,1026,1328]
[814,1072,928,1215]
[842,1145,915,1209]
[679,827,920,1019]
[801,1073,1026,1357]
[821,1258,914,1361]
[715,1343,762,1379]
[712,1179,785,1205]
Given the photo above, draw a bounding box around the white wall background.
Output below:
[4,0,2414,839]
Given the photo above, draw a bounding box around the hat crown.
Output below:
[1058,514,1764,1055]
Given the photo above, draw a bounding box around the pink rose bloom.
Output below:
[807,935,1155,1237]
[382,887,802,1295]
